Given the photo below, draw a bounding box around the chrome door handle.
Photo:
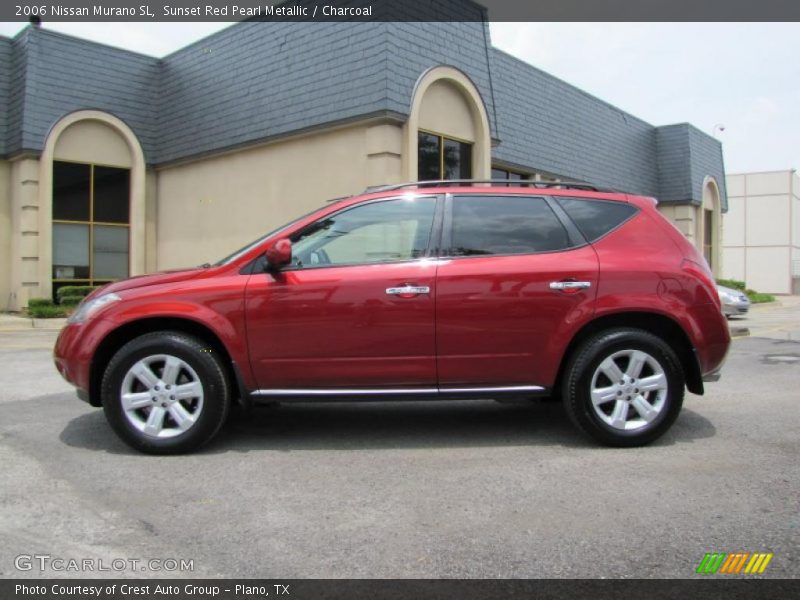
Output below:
[386,285,430,296]
[549,281,592,290]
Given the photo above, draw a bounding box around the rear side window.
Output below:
[450,195,571,256]
[556,197,638,242]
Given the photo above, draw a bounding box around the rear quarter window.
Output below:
[556,197,638,243]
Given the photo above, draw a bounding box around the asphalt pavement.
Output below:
[0,301,798,579]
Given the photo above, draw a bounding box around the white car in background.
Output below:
[717,285,751,318]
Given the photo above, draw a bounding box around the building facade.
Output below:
[0,7,727,309]
[723,170,800,294]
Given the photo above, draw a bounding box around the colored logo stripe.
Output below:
[696,552,773,574]
[744,553,773,574]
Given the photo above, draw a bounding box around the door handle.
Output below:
[549,281,592,290]
[386,285,430,297]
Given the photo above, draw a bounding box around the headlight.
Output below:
[67,293,122,324]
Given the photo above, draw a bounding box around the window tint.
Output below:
[93,166,130,223]
[491,167,531,187]
[418,133,440,181]
[51,161,131,299]
[417,131,472,180]
[291,197,436,268]
[556,197,637,242]
[450,195,570,256]
[93,225,130,279]
[443,138,471,179]
[53,223,90,280]
[53,162,91,221]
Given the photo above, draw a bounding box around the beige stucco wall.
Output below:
[0,160,10,309]
[723,170,797,294]
[418,79,476,142]
[658,204,699,244]
[54,120,132,167]
[0,113,148,309]
[792,172,800,291]
[7,157,42,310]
[156,120,404,270]
[145,169,158,274]
[403,67,491,181]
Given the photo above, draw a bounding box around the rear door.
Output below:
[435,193,599,389]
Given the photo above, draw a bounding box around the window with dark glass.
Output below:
[449,195,570,256]
[417,131,472,180]
[52,162,91,221]
[491,167,531,186]
[52,161,130,297]
[93,166,130,223]
[556,197,638,243]
[703,209,713,269]
[290,197,437,268]
[418,133,441,181]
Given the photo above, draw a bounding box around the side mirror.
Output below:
[265,238,292,270]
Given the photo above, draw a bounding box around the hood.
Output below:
[88,267,211,298]
[716,285,746,298]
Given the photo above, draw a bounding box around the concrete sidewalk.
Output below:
[732,295,800,341]
[0,313,67,331]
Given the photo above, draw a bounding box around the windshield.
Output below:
[212,200,344,266]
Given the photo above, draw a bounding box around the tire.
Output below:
[562,328,684,447]
[101,331,231,454]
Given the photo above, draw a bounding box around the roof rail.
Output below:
[364,179,615,194]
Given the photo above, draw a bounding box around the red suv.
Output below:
[54,181,730,454]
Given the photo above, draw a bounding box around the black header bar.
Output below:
[2,0,800,23]
[3,579,800,600]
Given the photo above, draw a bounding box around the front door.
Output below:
[245,195,440,390]
[435,194,599,388]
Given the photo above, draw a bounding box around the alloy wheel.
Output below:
[119,354,204,439]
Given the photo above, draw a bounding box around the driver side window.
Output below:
[290,197,437,268]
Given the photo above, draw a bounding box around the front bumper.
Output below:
[723,301,750,315]
[53,320,107,405]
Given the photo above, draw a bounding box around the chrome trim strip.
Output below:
[251,385,545,396]
[439,385,545,393]
[251,388,439,396]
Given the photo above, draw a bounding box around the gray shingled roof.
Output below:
[5,27,160,160]
[383,21,498,137]
[157,22,392,164]
[1,14,726,209]
[656,123,727,208]
[491,48,659,198]
[0,36,10,156]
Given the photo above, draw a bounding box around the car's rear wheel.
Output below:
[562,328,684,446]
[101,331,230,454]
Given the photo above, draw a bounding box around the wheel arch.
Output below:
[89,317,249,408]
[555,311,704,397]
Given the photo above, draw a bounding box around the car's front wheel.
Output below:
[562,328,684,446]
[101,331,230,454]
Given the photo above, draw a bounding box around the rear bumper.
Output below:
[686,302,731,381]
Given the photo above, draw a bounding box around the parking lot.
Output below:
[1,300,798,579]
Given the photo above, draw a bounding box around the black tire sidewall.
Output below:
[564,328,684,447]
[101,332,230,454]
